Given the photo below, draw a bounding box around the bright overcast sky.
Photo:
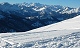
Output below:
[0,0,80,8]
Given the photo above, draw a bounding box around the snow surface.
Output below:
[28,15,80,32]
[33,7,46,11]
[0,30,80,48]
[0,15,80,48]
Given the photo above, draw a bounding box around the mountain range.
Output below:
[0,2,80,33]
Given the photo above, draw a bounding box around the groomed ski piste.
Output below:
[0,15,80,48]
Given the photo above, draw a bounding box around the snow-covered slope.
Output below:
[28,15,80,32]
[0,15,80,48]
[0,30,80,48]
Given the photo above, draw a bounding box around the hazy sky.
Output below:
[0,0,80,8]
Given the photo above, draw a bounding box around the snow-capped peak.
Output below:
[33,7,46,11]
[0,2,10,5]
[0,2,80,14]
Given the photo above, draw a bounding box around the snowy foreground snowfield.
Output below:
[0,15,80,48]
[0,30,80,48]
